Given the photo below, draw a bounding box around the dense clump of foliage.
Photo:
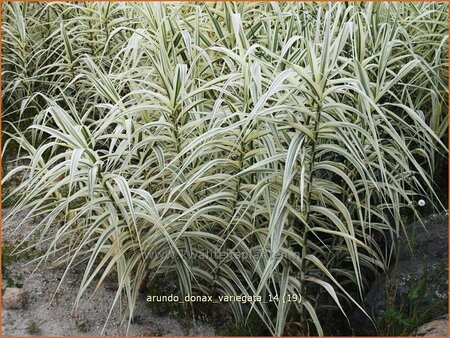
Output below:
[2,2,448,335]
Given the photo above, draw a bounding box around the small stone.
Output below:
[3,287,27,309]
[415,315,448,336]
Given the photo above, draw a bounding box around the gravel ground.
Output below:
[1,206,215,336]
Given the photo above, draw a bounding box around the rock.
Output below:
[415,314,448,336]
[349,212,448,335]
[3,287,27,309]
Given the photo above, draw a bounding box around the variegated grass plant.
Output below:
[2,2,448,335]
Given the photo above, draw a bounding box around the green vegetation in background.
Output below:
[377,276,448,336]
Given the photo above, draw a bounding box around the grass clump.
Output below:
[76,320,90,334]
[26,321,41,335]
[2,2,448,336]
[377,277,448,336]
